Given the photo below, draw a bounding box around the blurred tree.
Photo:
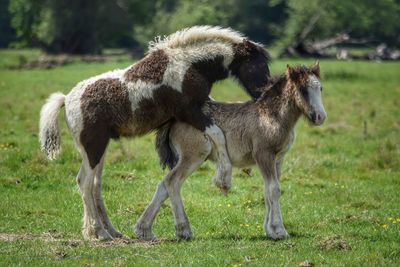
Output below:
[133,0,288,49]
[225,0,287,45]
[8,0,153,53]
[3,0,399,53]
[281,0,400,47]
[0,0,16,47]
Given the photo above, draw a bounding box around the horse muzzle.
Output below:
[309,110,326,125]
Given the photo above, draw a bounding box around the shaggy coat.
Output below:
[39,26,270,241]
[135,64,326,240]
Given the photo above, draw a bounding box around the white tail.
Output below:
[39,92,66,160]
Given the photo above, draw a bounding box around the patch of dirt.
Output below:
[54,251,68,260]
[0,232,164,248]
[299,260,314,267]
[318,235,351,251]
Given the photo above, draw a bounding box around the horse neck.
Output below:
[257,78,302,131]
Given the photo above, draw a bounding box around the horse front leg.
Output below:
[255,152,289,240]
[134,181,169,241]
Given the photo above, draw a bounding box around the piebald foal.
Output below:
[137,63,327,240]
[39,26,270,240]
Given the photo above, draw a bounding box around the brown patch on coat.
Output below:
[175,57,228,130]
[80,78,133,168]
[130,56,228,136]
[132,85,181,135]
[124,49,169,83]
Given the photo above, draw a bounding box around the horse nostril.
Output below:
[316,114,321,122]
[310,112,316,122]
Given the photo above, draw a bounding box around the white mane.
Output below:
[148,25,246,52]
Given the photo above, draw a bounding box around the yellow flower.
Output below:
[382,224,389,229]
[245,224,250,227]
[227,204,231,207]
[388,217,393,221]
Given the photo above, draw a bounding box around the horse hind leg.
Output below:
[205,124,232,193]
[76,128,113,241]
[77,156,112,241]
[175,105,232,193]
[93,154,123,238]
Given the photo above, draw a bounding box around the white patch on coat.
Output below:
[162,42,234,92]
[125,79,160,109]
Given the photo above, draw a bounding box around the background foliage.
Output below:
[1,0,399,53]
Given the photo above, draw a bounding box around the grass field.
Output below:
[0,49,399,266]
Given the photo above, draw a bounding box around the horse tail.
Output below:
[156,121,179,170]
[39,92,66,160]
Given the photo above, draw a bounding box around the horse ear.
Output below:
[286,64,298,81]
[311,61,320,77]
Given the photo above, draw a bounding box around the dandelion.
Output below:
[388,217,393,221]
[218,204,222,207]
[382,224,389,229]
[227,204,231,208]
[245,224,250,227]
[247,208,252,211]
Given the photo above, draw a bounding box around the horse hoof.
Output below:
[176,229,193,240]
[267,227,289,240]
[176,223,193,240]
[97,229,114,241]
[107,228,124,239]
[134,225,157,241]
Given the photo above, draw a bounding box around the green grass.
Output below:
[0,49,399,266]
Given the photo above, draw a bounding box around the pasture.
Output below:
[0,50,399,266]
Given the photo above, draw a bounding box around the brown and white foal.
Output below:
[137,63,326,240]
[39,26,270,240]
